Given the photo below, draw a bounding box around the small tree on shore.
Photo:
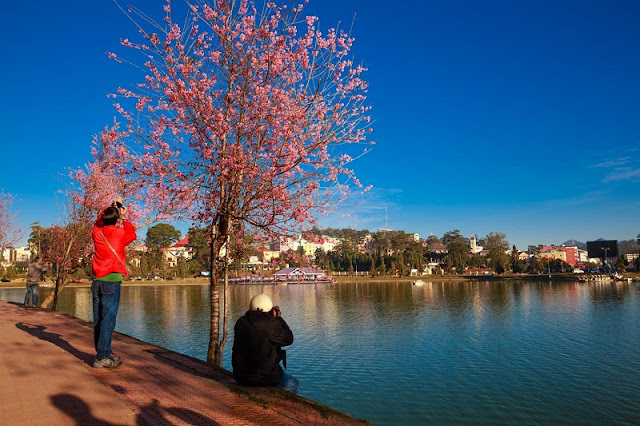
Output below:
[82,0,372,366]
[35,221,93,310]
[39,138,141,310]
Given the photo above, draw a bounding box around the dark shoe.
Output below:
[93,357,122,368]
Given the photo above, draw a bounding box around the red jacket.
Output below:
[92,211,137,278]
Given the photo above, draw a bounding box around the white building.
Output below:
[423,262,443,275]
[163,236,194,267]
[577,249,589,263]
[280,234,340,258]
[1,246,32,267]
[469,235,483,254]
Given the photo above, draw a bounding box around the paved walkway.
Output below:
[0,301,366,425]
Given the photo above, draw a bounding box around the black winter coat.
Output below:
[232,310,294,386]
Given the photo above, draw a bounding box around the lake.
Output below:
[2,280,639,425]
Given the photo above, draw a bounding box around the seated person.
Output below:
[232,294,300,394]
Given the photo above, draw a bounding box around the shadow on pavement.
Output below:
[136,398,219,426]
[16,322,94,366]
[147,348,235,383]
[166,406,220,425]
[51,393,115,426]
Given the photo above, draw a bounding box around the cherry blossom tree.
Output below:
[37,164,108,309]
[35,222,93,310]
[94,0,373,366]
[0,191,22,265]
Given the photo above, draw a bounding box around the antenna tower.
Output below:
[385,205,388,229]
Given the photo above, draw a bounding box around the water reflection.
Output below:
[1,280,639,425]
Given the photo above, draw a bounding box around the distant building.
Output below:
[538,248,567,263]
[469,234,483,254]
[423,262,443,275]
[625,253,639,264]
[273,267,328,281]
[280,234,339,258]
[163,236,194,268]
[316,236,340,253]
[130,243,148,253]
[257,248,280,263]
[360,234,374,254]
[1,246,31,267]
[539,245,578,266]
[429,243,448,255]
[577,249,589,264]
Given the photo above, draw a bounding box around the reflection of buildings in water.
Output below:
[162,288,179,329]
[165,288,184,336]
[567,283,578,299]
[159,286,206,338]
[123,287,148,328]
[472,285,483,327]
[296,284,344,332]
[417,281,436,304]
[120,285,212,347]
[540,281,554,306]
[520,284,532,320]
[73,289,93,322]
[485,282,512,314]
[467,283,485,335]
[298,284,340,333]
[566,283,588,312]
[589,282,630,302]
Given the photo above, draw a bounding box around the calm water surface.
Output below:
[2,281,639,425]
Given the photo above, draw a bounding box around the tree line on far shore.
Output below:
[307,228,640,276]
[4,225,638,285]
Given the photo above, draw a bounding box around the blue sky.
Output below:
[1,0,638,250]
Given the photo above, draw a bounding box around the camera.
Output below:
[270,305,281,317]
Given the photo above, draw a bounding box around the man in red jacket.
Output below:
[91,199,137,368]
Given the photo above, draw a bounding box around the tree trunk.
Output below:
[206,214,232,368]
[41,278,67,309]
[41,236,75,310]
[207,225,220,365]
[217,258,230,365]
[52,274,61,311]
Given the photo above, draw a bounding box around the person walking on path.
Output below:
[232,294,300,394]
[24,256,51,307]
[91,198,136,368]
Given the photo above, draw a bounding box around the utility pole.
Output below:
[602,247,610,273]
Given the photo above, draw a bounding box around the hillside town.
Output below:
[2,225,639,281]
